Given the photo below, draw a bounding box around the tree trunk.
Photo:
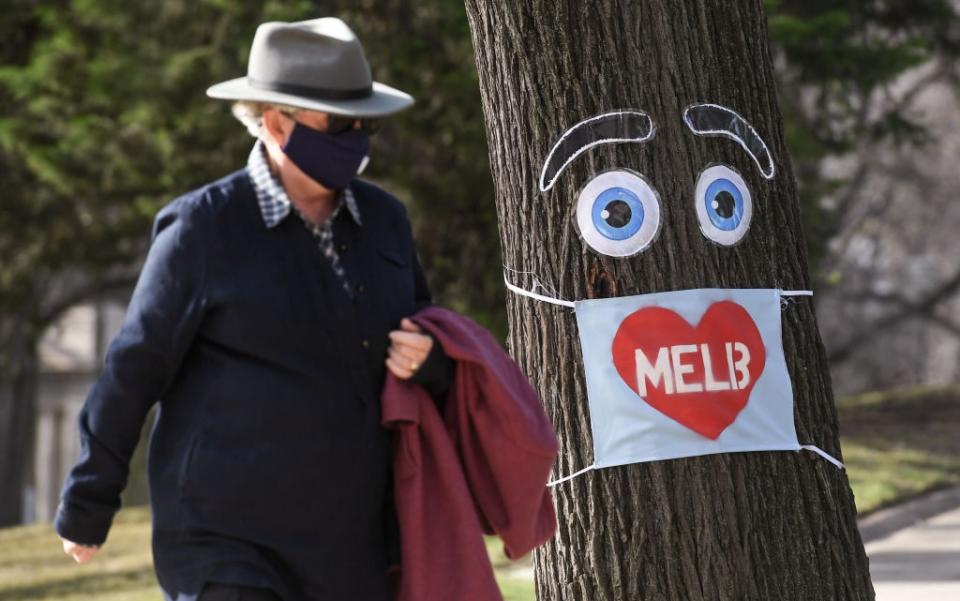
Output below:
[0,322,38,527]
[462,1,874,600]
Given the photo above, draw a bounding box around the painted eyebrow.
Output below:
[683,103,775,179]
[539,110,655,192]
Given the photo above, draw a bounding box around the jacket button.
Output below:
[361,339,369,349]
[338,243,347,252]
[357,284,365,294]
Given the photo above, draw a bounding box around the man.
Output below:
[55,17,451,601]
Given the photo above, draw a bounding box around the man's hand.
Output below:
[61,537,99,564]
[386,318,433,380]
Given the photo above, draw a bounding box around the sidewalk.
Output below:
[865,492,960,601]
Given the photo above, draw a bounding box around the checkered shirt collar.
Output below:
[245,140,362,229]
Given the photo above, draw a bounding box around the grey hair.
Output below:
[230,101,301,138]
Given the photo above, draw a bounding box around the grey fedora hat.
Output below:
[207,17,414,117]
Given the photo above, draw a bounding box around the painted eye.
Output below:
[576,170,661,257]
[694,164,753,246]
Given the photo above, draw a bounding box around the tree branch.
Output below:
[829,266,960,363]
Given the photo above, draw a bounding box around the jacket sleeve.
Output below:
[54,198,210,546]
[403,207,454,398]
[408,332,455,398]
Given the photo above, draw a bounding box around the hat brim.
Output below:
[206,76,414,118]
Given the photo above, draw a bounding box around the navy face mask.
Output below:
[281,121,370,190]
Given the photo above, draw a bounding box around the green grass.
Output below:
[486,536,535,601]
[2,385,956,600]
[839,384,960,514]
[0,508,157,601]
[0,507,534,601]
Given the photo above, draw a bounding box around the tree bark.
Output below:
[462,1,874,599]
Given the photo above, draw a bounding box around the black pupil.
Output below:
[714,191,736,218]
[604,200,632,228]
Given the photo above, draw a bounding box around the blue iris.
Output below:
[591,187,645,240]
[704,178,744,231]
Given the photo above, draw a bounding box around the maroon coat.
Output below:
[381,306,559,601]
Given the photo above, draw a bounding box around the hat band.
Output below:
[248,77,373,101]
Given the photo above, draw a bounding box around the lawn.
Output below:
[1,385,956,601]
[838,384,960,514]
[0,508,534,601]
[0,508,156,601]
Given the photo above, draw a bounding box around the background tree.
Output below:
[337,0,505,329]
[767,1,960,394]
[462,1,873,600]
[769,0,960,274]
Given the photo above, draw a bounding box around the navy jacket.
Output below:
[54,169,445,601]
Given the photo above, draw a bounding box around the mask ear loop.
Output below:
[799,445,845,469]
[503,273,575,308]
[548,463,597,487]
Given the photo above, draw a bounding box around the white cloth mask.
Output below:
[504,276,843,486]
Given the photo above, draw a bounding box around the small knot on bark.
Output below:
[587,264,618,299]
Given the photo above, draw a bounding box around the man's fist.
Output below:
[386,317,433,380]
[61,537,100,564]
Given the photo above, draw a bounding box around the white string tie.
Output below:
[547,463,596,487]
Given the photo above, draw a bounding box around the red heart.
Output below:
[611,301,766,439]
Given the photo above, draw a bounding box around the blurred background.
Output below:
[1,0,958,599]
